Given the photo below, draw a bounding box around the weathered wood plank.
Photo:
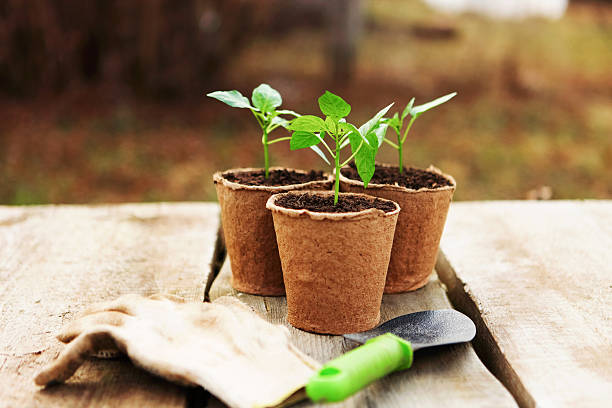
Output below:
[0,203,220,407]
[437,200,612,408]
[210,259,516,407]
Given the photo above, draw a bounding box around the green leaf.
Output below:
[288,115,326,132]
[207,90,254,109]
[276,109,301,117]
[411,92,456,117]
[344,122,369,148]
[340,137,350,149]
[401,98,415,121]
[251,84,282,113]
[325,116,338,134]
[270,116,290,129]
[354,131,379,188]
[348,107,388,187]
[310,144,330,165]
[359,103,394,140]
[338,120,351,134]
[290,131,321,150]
[373,123,389,148]
[385,113,400,131]
[318,91,351,118]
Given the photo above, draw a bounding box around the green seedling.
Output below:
[288,90,393,204]
[383,92,457,174]
[207,84,300,178]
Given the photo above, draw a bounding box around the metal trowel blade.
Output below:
[343,309,476,351]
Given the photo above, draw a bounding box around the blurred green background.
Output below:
[1,0,610,204]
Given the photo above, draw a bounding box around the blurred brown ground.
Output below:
[0,0,611,204]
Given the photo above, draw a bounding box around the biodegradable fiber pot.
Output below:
[214,167,332,296]
[266,191,400,334]
[339,164,456,293]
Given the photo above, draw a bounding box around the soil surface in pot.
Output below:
[342,163,452,189]
[276,193,396,213]
[223,169,326,186]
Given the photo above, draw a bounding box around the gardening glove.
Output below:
[35,294,319,408]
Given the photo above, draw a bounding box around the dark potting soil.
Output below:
[223,169,326,187]
[276,193,397,213]
[341,163,453,189]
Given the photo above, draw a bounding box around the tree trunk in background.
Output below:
[328,0,363,83]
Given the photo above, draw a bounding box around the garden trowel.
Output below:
[279,309,476,406]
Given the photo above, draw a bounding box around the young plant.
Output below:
[288,91,393,204]
[207,84,299,178]
[383,92,457,174]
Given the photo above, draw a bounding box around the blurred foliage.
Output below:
[0,0,611,204]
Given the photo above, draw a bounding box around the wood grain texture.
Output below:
[0,203,220,407]
[437,200,612,408]
[210,259,516,407]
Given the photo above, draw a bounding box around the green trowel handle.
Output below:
[306,333,413,403]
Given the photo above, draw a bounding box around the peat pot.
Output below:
[339,164,456,293]
[266,191,400,334]
[214,167,331,296]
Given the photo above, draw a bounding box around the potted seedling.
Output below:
[339,92,457,293]
[209,84,331,296]
[266,91,400,334]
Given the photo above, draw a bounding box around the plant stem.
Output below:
[399,116,416,174]
[338,134,349,146]
[319,136,335,158]
[263,129,269,178]
[267,124,282,132]
[251,109,264,128]
[253,109,270,178]
[382,138,399,149]
[397,130,403,174]
[341,140,363,167]
[401,116,416,144]
[334,134,340,205]
[267,136,291,144]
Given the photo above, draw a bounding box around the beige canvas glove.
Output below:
[35,294,319,408]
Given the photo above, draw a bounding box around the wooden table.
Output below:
[1,201,610,407]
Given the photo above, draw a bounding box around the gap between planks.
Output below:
[436,200,612,408]
[436,251,534,408]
